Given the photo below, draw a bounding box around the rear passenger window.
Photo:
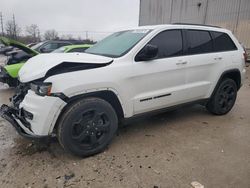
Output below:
[187,30,213,55]
[211,31,237,52]
[148,30,183,58]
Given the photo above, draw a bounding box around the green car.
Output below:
[52,44,92,53]
[0,37,92,87]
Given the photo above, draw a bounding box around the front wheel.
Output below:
[206,78,237,115]
[57,98,118,157]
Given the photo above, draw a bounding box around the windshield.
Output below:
[85,29,151,58]
[31,41,45,50]
[52,46,66,53]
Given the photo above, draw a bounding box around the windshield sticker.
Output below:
[132,29,150,34]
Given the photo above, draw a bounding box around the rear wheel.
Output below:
[57,98,118,157]
[206,78,237,115]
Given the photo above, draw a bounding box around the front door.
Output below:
[131,29,189,115]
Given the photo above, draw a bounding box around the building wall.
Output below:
[139,0,250,48]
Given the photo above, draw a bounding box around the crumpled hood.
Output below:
[19,53,113,83]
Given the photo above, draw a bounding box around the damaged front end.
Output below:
[0,52,114,141]
[0,83,50,141]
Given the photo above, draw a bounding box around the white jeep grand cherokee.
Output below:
[0,24,246,157]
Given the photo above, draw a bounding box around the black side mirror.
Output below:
[40,47,51,53]
[40,47,46,53]
[135,44,158,61]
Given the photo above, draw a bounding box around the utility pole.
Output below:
[203,0,209,24]
[85,31,88,39]
[12,14,16,38]
[0,12,4,36]
[169,0,174,23]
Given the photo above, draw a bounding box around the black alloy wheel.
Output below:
[206,78,237,115]
[58,98,118,157]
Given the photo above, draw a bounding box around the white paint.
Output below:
[17,24,245,136]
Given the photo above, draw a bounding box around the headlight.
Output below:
[30,82,52,96]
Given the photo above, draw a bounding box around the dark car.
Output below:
[32,40,83,53]
[3,39,83,65]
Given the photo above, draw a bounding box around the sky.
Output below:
[1,0,140,41]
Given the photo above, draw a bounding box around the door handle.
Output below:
[176,61,187,65]
[214,57,223,60]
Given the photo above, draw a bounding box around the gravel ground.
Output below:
[0,62,249,188]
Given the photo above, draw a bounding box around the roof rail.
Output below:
[172,23,221,28]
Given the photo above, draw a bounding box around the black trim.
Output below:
[45,61,113,79]
[172,23,221,28]
[140,93,172,102]
[50,93,69,102]
[153,93,171,99]
[211,69,241,96]
[140,97,152,102]
[123,99,209,124]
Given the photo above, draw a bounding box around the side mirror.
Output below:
[40,47,51,53]
[40,47,46,53]
[135,44,158,61]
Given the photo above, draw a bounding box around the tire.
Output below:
[206,78,237,115]
[57,97,118,157]
[7,78,19,88]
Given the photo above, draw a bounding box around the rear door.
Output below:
[132,29,189,114]
[183,29,217,101]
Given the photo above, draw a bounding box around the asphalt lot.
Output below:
[0,58,249,188]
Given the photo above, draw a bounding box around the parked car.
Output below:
[32,40,83,53]
[0,38,92,87]
[0,24,246,157]
[0,37,84,66]
[52,44,93,53]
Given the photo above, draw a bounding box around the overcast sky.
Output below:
[1,0,140,40]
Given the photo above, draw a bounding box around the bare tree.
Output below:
[61,34,73,40]
[44,29,58,40]
[5,19,21,39]
[25,24,40,42]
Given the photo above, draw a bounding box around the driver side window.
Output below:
[148,30,183,59]
[42,43,58,51]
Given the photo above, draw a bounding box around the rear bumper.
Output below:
[0,104,50,141]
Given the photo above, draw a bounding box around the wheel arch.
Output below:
[53,90,125,132]
[212,69,241,97]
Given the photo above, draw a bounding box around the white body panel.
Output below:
[17,24,246,136]
[17,90,66,135]
[19,53,113,82]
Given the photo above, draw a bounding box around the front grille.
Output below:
[11,83,30,108]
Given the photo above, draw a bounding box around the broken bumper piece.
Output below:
[0,104,50,141]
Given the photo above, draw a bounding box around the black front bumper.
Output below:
[0,104,50,141]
